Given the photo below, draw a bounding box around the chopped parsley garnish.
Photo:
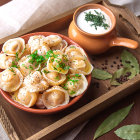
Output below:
[29,65,33,70]
[11,52,20,68]
[21,47,26,54]
[43,70,50,74]
[22,64,28,69]
[55,76,60,80]
[66,74,80,85]
[11,61,18,68]
[28,50,45,67]
[75,74,81,77]
[69,90,76,95]
[62,83,68,90]
[9,67,16,75]
[15,52,20,62]
[70,46,75,48]
[45,50,58,59]
[85,10,109,30]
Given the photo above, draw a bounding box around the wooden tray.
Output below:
[0,0,140,140]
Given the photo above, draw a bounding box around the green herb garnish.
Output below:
[22,64,28,69]
[11,61,18,68]
[28,50,45,67]
[11,52,20,68]
[43,70,49,74]
[55,76,60,80]
[62,83,68,90]
[45,50,58,59]
[85,10,109,30]
[9,67,16,75]
[69,90,76,95]
[15,52,19,62]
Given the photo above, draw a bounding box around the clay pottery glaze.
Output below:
[68,4,138,54]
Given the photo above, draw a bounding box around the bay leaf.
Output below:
[110,67,136,86]
[93,103,134,140]
[121,50,139,75]
[92,68,112,80]
[115,124,140,140]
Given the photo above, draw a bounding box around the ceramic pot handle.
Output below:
[110,37,138,49]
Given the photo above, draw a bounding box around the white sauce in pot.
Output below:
[76,9,112,34]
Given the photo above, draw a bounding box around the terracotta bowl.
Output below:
[68,4,138,54]
[0,32,91,115]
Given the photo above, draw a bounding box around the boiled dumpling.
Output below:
[65,45,86,58]
[0,68,23,92]
[35,94,45,109]
[28,35,50,55]
[52,40,68,52]
[42,67,66,86]
[65,45,93,75]
[18,55,40,77]
[68,55,93,75]
[12,87,38,107]
[20,44,31,57]
[2,38,25,57]
[62,74,88,97]
[0,53,16,69]
[47,50,69,74]
[42,86,69,109]
[45,35,62,47]
[23,71,49,92]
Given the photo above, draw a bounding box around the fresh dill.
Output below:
[28,50,45,67]
[85,10,109,30]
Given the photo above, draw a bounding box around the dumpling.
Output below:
[65,45,86,58]
[62,74,88,97]
[23,71,49,92]
[68,55,93,75]
[18,55,41,77]
[45,35,62,47]
[28,35,50,55]
[0,68,23,92]
[65,46,93,75]
[2,38,25,57]
[20,44,31,57]
[47,50,69,74]
[0,53,16,69]
[52,40,68,52]
[42,86,69,109]
[42,67,66,86]
[35,94,45,109]
[12,87,38,107]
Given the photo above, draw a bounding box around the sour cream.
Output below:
[76,9,112,34]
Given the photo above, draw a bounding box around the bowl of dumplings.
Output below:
[0,32,93,114]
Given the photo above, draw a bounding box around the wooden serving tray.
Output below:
[0,0,140,140]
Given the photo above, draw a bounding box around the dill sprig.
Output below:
[85,10,109,30]
[28,50,45,67]
[11,52,19,68]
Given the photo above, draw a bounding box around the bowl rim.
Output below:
[73,3,116,37]
[0,32,92,114]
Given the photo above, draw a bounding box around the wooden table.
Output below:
[0,1,140,140]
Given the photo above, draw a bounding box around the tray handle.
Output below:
[0,106,19,140]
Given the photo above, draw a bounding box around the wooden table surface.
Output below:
[0,1,140,140]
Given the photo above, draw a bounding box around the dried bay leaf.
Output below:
[93,103,134,140]
[115,124,140,140]
[92,68,112,80]
[110,67,136,86]
[121,50,139,75]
